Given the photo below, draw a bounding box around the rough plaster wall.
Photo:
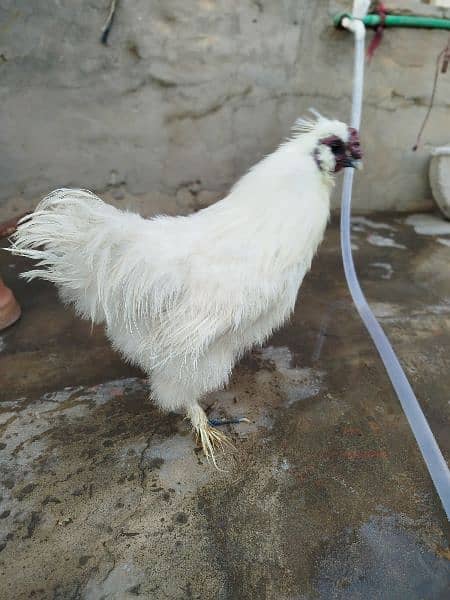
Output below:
[0,0,449,217]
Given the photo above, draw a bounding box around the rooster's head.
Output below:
[294,111,363,175]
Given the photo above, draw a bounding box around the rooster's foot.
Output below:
[187,404,234,469]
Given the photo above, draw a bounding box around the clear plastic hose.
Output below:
[341,18,450,520]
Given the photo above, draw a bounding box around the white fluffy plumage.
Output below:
[10,114,351,464]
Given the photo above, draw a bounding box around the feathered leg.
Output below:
[187,403,234,468]
[150,374,234,467]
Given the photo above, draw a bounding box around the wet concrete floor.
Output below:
[0,214,449,599]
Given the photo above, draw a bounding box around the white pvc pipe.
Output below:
[340,14,450,520]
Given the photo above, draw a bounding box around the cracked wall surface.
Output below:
[1,0,450,215]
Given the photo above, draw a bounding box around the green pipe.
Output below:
[334,12,450,30]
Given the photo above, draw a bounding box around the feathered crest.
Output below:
[291,108,349,146]
[292,107,329,135]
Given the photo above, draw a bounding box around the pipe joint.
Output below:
[341,16,366,42]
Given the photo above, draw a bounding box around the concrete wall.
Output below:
[1,0,449,217]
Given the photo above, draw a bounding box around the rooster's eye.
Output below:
[330,140,344,153]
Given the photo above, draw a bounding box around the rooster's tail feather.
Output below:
[10,188,120,324]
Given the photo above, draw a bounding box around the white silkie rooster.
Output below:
[10,113,362,465]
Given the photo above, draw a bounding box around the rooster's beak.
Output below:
[343,157,363,170]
